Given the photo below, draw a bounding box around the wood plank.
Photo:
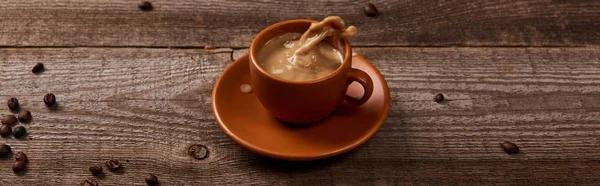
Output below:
[0,0,599,47]
[0,47,599,185]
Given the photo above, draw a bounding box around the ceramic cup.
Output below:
[249,19,374,124]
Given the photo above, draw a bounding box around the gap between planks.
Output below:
[1,46,596,63]
[0,45,594,49]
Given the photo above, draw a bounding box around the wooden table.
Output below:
[1,0,599,185]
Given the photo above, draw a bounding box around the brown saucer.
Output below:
[212,54,390,160]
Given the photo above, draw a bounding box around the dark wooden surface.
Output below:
[0,0,599,47]
[0,1,600,186]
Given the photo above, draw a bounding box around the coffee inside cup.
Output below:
[257,16,357,81]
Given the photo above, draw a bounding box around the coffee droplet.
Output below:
[344,26,358,37]
[188,144,209,160]
[240,84,253,94]
[501,141,520,155]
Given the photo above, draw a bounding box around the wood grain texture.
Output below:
[0,47,599,185]
[0,0,599,47]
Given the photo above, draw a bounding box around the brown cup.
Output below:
[249,19,374,124]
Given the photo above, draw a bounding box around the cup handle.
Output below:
[344,68,374,107]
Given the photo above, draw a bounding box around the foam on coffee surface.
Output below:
[257,16,357,81]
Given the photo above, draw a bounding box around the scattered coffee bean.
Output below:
[501,141,520,155]
[15,152,28,163]
[364,3,378,17]
[18,110,32,123]
[7,98,19,112]
[1,125,12,137]
[434,93,444,103]
[2,115,18,125]
[105,159,122,171]
[44,93,56,107]
[138,1,153,11]
[12,160,27,173]
[145,174,159,185]
[188,144,208,160]
[89,165,103,176]
[32,63,45,74]
[82,178,99,186]
[0,144,11,157]
[13,126,27,138]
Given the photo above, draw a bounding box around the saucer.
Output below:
[212,54,390,160]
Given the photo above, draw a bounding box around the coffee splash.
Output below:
[257,16,357,81]
[295,16,357,55]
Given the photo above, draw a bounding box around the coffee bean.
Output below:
[145,174,159,185]
[82,178,99,186]
[138,1,153,11]
[44,93,56,107]
[105,159,122,171]
[18,110,32,123]
[7,98,19,112]
[89,165,103,176]
[501,141,520,155]
[188,144,208,160]
[0,144,11,157]
[364,3,378,17]
[12,160,27,173]
[2,115,18,125]
[1,125,12,137]
[15,151,28,163]
[32,63,45,74]
[434,93,444,103]
[13,126,27,138]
